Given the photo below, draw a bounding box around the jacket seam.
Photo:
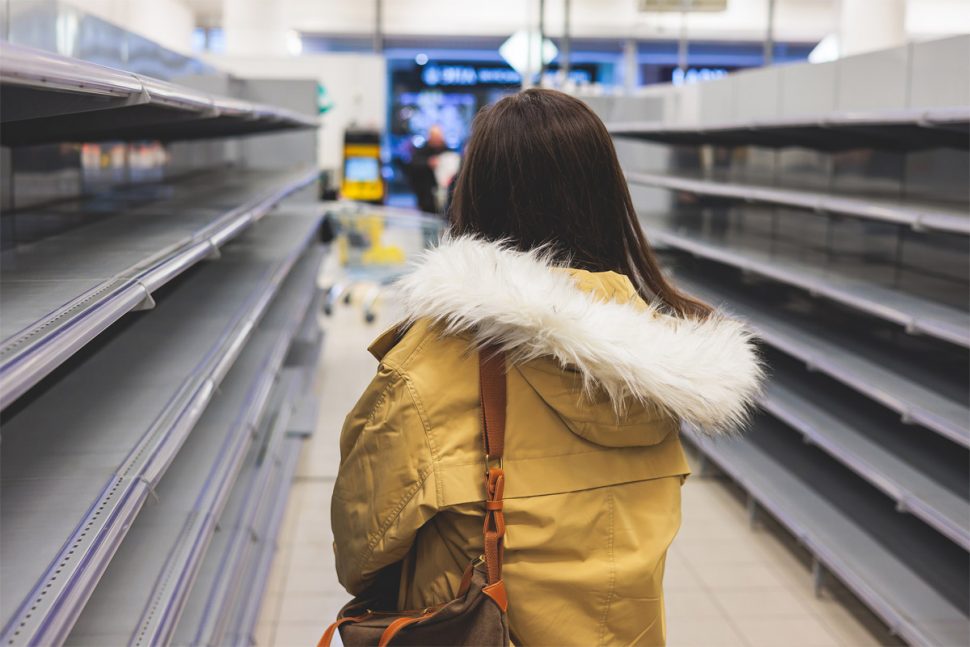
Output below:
[597,492,616,647]
[438,440,676,467]
[399,370,445,507]
[365,371,394,424]
[378,327,448,503]
[356,465,433,578]
[354,364,439,580]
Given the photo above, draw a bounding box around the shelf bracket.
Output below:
[695,451,711,477]
[811,559,826,598]
[746,494,759,529]
[205,240,222,261]
[134,283,156,311]
[135,474,160,503]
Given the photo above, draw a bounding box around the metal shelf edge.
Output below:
[0,168,317,413]
[686,430,965,647]
[0,224,319,647]
[758,392,970,551]
[675,276,970,448]
[230,436,305,645]
[627,171,969,235]
[649,226,970,349]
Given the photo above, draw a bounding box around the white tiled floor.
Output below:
[254,299,893,647]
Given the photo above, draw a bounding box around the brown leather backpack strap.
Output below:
[479,347,507,586]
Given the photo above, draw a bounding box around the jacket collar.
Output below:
[395,236,763,435]
[368,324,408,361]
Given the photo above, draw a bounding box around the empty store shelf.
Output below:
[688,420,969,647]
[644,219,970,348]
[63,246,321,647]
[671,270,969,448]
[0,210,322,646]
[225,436,305,646]
[761,360,969,550]
[0,42,316,146]
[0,166,316,411]
[627,171,970,235]
[170,376,297,647]
[608,107,970,151]
[172,297,322,647]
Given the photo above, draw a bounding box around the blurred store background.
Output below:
[3,0,966,207]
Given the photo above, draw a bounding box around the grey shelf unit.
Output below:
[642,217,970,347]
[170,373,298,647]
[0,38,327,647]
[759,361,969,551]
[227,434,305,646]
[62,246,322,647]
[688,421,968,647]
[0,209,323,646]
[0,42,317,146]
[626,170,969,235]
[0,166,317,410]
[674,269,969,455]
[172,368,311,647]
[608,107,970,151]
[596,34,970,645]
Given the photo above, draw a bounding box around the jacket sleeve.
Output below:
[331,361,439,595]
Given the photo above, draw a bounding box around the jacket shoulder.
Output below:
[369,319,468,373]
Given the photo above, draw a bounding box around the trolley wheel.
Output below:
[343,292,353,304]
[364,312,376,324]
[323,284,344,316]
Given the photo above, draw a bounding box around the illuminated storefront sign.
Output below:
[421,64,591,87]
[671,67,730,85]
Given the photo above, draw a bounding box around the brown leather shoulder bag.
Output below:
[318,349,511,647]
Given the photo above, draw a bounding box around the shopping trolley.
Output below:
[320,203,445,323]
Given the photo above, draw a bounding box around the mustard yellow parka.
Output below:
[332,238,762,646]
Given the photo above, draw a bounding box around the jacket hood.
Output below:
[396,236,763,436]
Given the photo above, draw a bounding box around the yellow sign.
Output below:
[341,143,384,203]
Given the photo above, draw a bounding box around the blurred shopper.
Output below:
[331,90,762,645]
[405,124,456,215]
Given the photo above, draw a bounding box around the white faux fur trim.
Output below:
[396,237,763,435]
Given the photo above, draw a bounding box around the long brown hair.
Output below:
[449,88,711,318]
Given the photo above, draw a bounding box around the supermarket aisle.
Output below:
[254,298,889,647]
